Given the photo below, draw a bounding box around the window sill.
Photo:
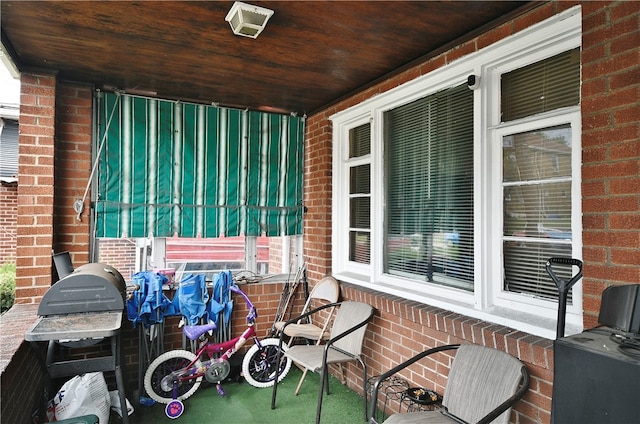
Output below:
[334,272,582,340]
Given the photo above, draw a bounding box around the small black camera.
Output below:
[467,75,480,90]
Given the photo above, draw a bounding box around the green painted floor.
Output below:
[121,367,369,424]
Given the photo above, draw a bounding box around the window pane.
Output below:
[503,125,574,299]
[350,165,370,194]
[503,125,572,183]
[166,236,270,280]
[504,241,573,300]
[350,231,370,263]
[501,48,580,122]
[503,125,573,241]
[349,124,371,264]
[384,84,474,287]
[349,123,370,158]
[350,197,370,228]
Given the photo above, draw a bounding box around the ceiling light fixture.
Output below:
[225,1,274,39]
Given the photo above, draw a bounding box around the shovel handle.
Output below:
[546,257,583,292]
[546,257,583,339]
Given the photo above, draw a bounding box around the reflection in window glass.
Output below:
[503,125,573,299]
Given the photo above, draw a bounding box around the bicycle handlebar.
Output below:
[229,284,258,323]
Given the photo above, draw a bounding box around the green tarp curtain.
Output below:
[95,92,305,238]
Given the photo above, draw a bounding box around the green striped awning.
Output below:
[95,92,305,238]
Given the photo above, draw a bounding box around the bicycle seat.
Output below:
[183,322,217,340]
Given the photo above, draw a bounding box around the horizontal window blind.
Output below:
[95,92,304,238]
[384,84,474,287]
[501,48,580,122]
[349,124,371,264]
[502,125,574,300]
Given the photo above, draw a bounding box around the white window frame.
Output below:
[331,7,582,339]
[149,234,304,278]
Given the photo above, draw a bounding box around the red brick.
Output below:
[512,2,556,33]
[446,40,477,63]
[477,22,512,50]
[611,247,640,265]
[582,112,611,130]
[612,0,639,19]
[610,177,640,195]
[611,30,640,56]
[610,140,640,160]
[610,214,640,230]
[614,103,640,125]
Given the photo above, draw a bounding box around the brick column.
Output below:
[0,183,17,262]
[303,112,335,282]
[54,84,93,264]
[14,73,56,304]
[580,1,640,327]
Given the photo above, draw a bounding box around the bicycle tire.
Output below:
[144,349,203,404]
[242,337,292,388]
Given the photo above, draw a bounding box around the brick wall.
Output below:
[53,83,93,265]
[580,0,640,326]
[0,183,17,263]
[14,73,56,305]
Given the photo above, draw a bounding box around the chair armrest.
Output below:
[368,344,461,423]
[279,302,341,337]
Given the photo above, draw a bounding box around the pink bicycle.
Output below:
[143,284,292,419]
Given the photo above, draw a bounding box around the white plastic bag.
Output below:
[53,372,110,423]
[109,390,134,417]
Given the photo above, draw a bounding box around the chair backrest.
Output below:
[309,276,340,304]
[442,344,525,424]
[303,276,340,333]
[330,301,373,356]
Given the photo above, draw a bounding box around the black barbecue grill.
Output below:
[25,263,130,424]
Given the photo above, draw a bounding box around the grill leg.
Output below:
[112,335,129,424]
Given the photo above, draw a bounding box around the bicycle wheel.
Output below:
[242,337,292,388]
[144,349,203,404]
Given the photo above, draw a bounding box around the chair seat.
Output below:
[285,344,353,372]
[274,321,330,340]
[384,410,459,424]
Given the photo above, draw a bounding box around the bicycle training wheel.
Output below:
[144,349,203,404]
[242,337,292,388]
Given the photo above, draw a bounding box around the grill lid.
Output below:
[38,263,126,316]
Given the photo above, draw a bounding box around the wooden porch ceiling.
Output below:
[1,1,531,115]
